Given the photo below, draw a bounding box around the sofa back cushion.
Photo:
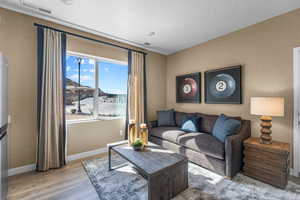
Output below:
[157,109,176,126]
[194,113,218,133]
[175,112,218,133]
[175,111,242,134]
[175,112,196,127]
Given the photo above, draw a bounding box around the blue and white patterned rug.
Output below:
[82,155,300,200]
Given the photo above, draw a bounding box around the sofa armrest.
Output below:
[148,120,158,129]
[225,120,251,177]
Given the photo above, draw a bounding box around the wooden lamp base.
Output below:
[260,116,272,144]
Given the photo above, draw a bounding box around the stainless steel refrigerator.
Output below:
[0,53,8,200]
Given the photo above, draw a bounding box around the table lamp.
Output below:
[250,97,284,144]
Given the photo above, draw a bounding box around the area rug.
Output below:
[82,155,300,200]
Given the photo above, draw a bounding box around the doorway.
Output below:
[293,47,300,177]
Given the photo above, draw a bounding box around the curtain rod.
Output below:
[33,23,147,55]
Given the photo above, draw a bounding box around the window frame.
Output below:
[66,51,128,122]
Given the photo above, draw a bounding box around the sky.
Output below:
[66,55,128,94]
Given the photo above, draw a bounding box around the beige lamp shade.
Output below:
[250,97,284,117]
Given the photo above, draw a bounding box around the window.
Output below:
[65,52,128,121]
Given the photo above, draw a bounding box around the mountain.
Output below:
[65,78,125,105]
[66,78,114,96]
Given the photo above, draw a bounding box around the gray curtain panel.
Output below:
[37,27,66,171]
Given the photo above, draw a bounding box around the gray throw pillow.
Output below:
[157,109,176,127]
[212,114,241,143]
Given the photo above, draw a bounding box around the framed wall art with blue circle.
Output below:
[205,65,242,104]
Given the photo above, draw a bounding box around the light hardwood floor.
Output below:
[8,153,300,200]
[7,154,106,200]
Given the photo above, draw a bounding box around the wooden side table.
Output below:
[243,137,290,189]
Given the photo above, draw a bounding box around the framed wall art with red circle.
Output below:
[176,72,201,103]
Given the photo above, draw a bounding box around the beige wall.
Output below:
[67,119,125,155]
[166,9,300,153]
[146,52,167,120]
[0,8,166,168]
[3,4,296,169]
[67,36,128,62]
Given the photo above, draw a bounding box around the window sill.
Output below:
[66,117,125,125]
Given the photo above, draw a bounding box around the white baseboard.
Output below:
[290,168,294,176]
[8,147,107,176]
[8,164,36,177]
[67,147,107,162]
[290,168,299,177]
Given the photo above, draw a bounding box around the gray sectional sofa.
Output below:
[149,111,251,178]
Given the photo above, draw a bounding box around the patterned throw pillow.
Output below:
[212,114,241,143]
[181,116,201,132]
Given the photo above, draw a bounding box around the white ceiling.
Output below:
[1,0,300,55]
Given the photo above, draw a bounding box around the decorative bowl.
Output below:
[132,145,142,151]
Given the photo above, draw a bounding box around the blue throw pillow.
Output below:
[157,109,176,126]
[212,114,241,143]
[181,116,201,132]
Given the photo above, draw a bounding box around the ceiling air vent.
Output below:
[20,0,52,15]
[37,7,52,14]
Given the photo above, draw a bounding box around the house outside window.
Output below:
[65,52,128,121]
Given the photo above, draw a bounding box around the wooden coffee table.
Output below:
[107,141,188,200]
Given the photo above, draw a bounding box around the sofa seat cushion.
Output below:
[150,127,186,143]
[177,132,225,160]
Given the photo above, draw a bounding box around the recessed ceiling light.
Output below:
[144,42,151,46]
[148,32,155,37]
[61,0,73,5]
